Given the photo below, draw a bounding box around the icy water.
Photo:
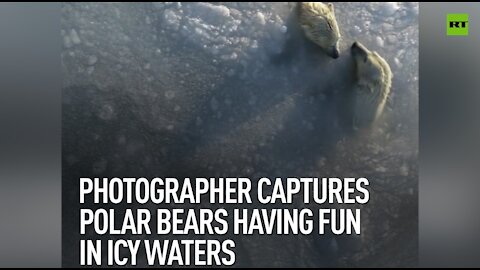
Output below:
[62,2,418,267]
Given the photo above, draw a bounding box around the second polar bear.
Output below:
[298,2,341,58]
[350,41,392,128]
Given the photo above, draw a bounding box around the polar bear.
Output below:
[298,2,341,58]
[350,41,392,128]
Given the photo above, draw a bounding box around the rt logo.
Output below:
[447,14,469,36]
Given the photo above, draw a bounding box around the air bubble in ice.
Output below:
[98,104,114,120]
[88,55,98,65]
[165,90,176,100]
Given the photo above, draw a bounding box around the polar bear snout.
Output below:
[329,44,340,59]
[351,41,367,56]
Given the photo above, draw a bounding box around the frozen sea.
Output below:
[62,2,418,267]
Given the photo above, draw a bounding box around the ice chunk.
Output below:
[87,55,98,65]
[383,2,400,16]
[394,57,402,68]
[63,36,73,48]
[163,9,181,30]
[255,12,266,25]
[186,3,231,25]
[376,36,384,47]
[70,29,81,45]
[386,34,397,44]
[153,3,165,9]
[382,23,394,32]
[86,66,95,75]
[98,104,114,120]
[164,90,175,100]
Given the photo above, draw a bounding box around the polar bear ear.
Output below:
[328,3,334,11]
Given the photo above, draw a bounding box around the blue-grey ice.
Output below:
[62,2,418,267]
